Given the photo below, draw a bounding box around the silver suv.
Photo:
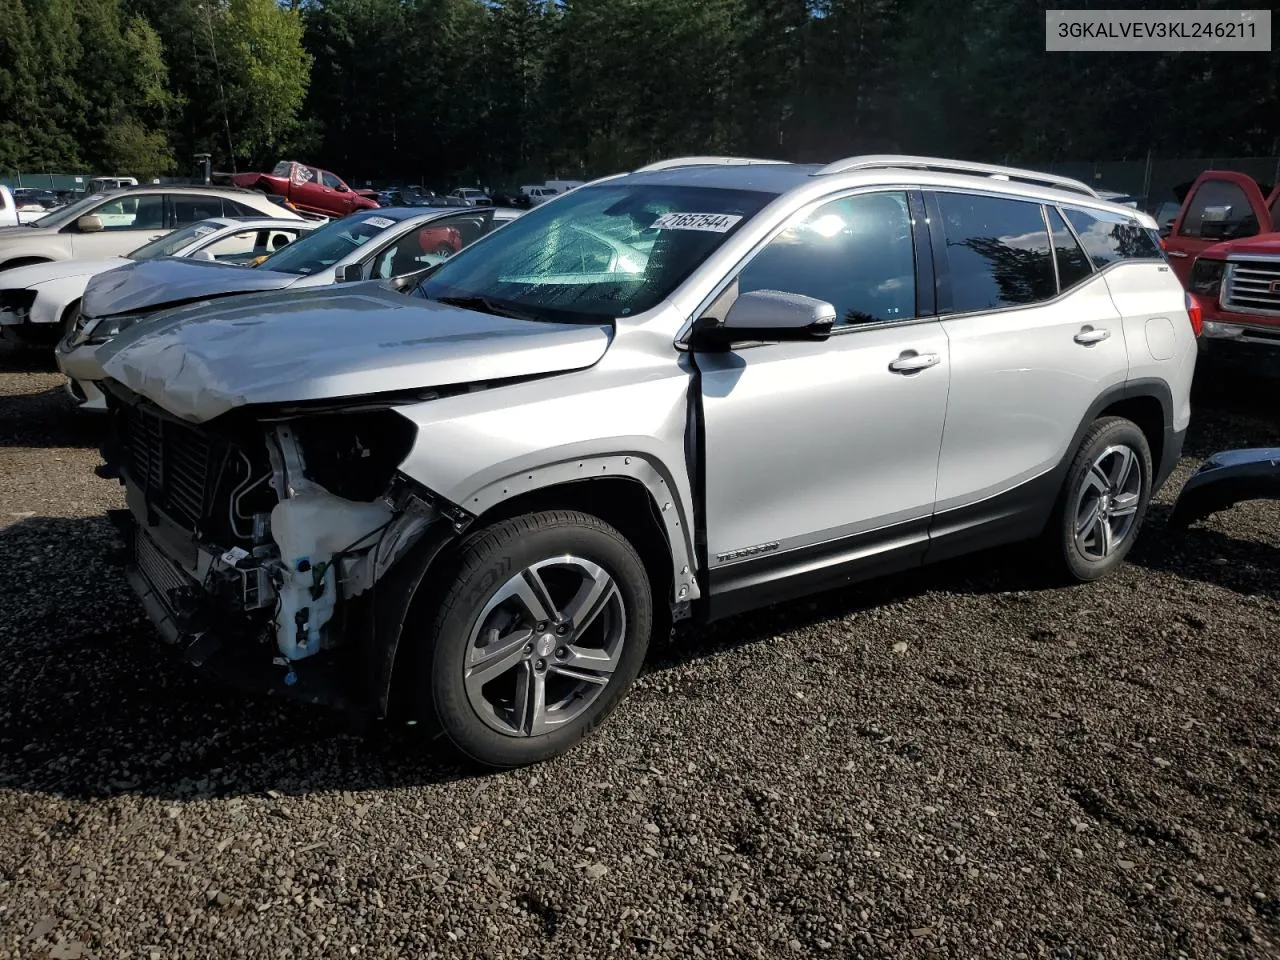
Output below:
[95,155,1197,767]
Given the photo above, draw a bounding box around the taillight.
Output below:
[1185,292,1203,337]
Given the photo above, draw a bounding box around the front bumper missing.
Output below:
[113,510,357,709]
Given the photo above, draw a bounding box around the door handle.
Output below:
[1165,250,1188,258]
[888,351,941,373]
[1074,326,1111,345]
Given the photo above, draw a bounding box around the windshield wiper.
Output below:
[432,294,536,321]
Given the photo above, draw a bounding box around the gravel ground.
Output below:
[1,350,1278,960]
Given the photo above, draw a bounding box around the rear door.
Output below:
[925,189,1128,556]
[1165,173,1268,284]
[695,190,950,616]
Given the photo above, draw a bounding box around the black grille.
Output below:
[121,404,214,530]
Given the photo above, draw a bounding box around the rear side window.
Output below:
[736,191,917,327]
[1176,179,1258,240]
[1063,208,1162,267]
[170,194,228,225]
[935,192,1055,312]
[1046,207,1093,292]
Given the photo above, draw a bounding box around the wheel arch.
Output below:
[0,255,55,273]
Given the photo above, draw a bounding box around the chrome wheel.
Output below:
[1073,443,1142,562]
[464,555,626,738]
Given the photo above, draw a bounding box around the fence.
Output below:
[1034,155,1280,205]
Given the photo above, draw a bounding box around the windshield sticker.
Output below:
[650,212,743,233]
[365,216,396,229]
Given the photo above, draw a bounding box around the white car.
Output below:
[449,187,492,205]
[0,217,317,352]
[57,205,523,410]
[0,185,303,273]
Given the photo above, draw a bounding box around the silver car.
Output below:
[59,206,522,409]
[94,155,1197,768]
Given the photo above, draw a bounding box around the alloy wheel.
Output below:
[463,555,626,738]
[1073,443,1143,562]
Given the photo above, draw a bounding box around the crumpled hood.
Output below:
[97,283,612,423]
[82,257,299,319]
[1200,232,1280,260]
[1,258,129,289]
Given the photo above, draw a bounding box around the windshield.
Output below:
[26,192,109,229]
[419,183,773,322]
[256,213,395,275]
[128,220,223,260]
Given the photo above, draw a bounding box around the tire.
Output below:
[1046,416,1153,582]
[421,510,652,768]
[61,299,82,340]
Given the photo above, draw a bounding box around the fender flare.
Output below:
[457,451,699,607]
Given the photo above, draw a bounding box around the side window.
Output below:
[1063,208,1162,268]
[226,199,264,217]
[321,171,343,190]
[199,229,266,261]
[1177,179,1258,240]
[935,192,1055,312]
[171,194,226,225]
[736,191,916,327]
[1046,207,1093,292]
[370,219,467,279]
[96,194,164,230]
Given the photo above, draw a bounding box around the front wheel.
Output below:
[1047,416,1153,582]
[423,510,652,767]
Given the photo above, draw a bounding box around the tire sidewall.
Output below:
[430,518,652,767]
[1059,418,1153,581]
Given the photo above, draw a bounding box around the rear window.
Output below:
[1063,208,1163,268]
[935,192,1056,312]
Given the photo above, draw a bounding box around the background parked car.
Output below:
[227,161,381,219]
[449,187,492,205]
[0,185,304,272]
[58,205,523,408]
[0,216,316,353]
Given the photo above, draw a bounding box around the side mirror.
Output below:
[335,183,349,193]
[335,263,363,283]
[689,289,837,350]
[77,214,104,233]
[189,249,216,261]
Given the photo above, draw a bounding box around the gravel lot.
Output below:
[1,351,1278,960]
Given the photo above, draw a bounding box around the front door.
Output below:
[1165,173,1265,285]
[69,193,167,259]
[694,190,949,617]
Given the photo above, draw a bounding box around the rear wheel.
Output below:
[1046,416,1152,582]
[421,510,652,767]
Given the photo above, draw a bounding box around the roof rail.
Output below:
[634,156,791,173]
[813,154,1099,198]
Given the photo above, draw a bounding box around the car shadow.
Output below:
[0,515,479,802]
[0,343,58,373]
[0,386,107,448]
[1126,502,1279,601]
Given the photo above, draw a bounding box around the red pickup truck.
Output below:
[228,161,381,219]
[1164,170,1280,354]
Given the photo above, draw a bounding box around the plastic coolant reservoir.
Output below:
[270,491,393,660]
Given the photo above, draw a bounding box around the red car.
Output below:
[230,161,381,219]
[1169,171,1280,356]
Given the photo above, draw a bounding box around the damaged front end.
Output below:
[100,382,468,711]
